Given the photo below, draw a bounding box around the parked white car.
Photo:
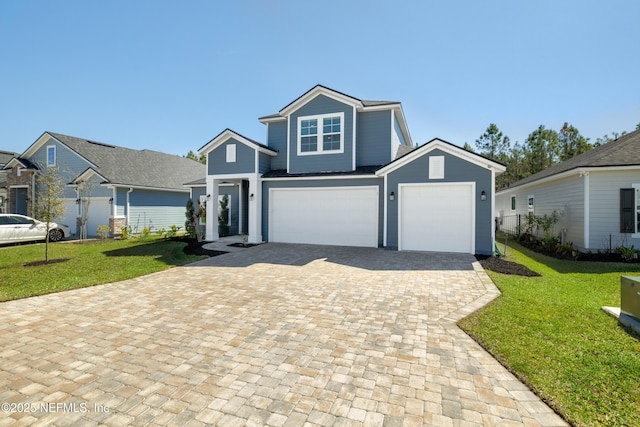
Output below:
[0,214,70,244]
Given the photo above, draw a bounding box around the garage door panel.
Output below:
[270,187,378,248]
[400,184,474,253]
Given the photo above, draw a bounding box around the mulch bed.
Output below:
[177,238,227,257]
[227,242,261,248]
[476,255,541,277]
[24,258,70,267]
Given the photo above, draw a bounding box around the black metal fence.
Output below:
[496,214,523,236]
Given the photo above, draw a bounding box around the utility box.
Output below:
[621,276,640,320]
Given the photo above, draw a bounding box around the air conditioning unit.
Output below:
[621,276,640,321]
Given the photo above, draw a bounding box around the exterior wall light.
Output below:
[480,190,487,201]
[390,191,395,201]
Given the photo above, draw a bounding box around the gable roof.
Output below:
[501,128,640,190]
[0,151,18,167]
[198,128,277,157]
[258,84,413,147]
[18,132,205,191]
[376,138,506,176]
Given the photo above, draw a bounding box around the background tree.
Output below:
[523,125,559,175]
[475,123,510,161]
[34,166,66,261]
[501,142,526,188]
[475,124,511,188]
[185,150,206,164]
[463,142,474,152]
[558,122,591,161]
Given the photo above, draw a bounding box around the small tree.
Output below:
[77,179,96,242]
[34,166,66,262]
[185,198,196,238]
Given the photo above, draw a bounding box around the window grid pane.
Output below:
[301,136,318,152]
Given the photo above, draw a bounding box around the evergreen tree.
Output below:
[475,123,510,161]
[524,125,559,175]
[185,150,206,164]
[558,122,591,161]
[185,198,196,238]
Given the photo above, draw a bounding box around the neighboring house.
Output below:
[495,129,640,252]
[0,151,19,213]
[190,85,505,254]
[3,132,205,237]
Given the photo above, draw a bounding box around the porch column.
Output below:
[248,176,262,244]
[206,178,220,241]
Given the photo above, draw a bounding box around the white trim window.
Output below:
[46,145,56,167]
[297,112,344,155]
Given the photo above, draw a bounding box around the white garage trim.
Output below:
[269,186,379,247]
[398,182,475,254]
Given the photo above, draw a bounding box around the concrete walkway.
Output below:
[0,243,567,426]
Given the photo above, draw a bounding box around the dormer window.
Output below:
[297,112,344,155]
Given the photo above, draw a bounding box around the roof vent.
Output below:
[87,140,115,148]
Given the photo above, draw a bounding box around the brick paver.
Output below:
[0,243,567,426]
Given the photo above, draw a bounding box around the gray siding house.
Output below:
[0,150,18,213]
[4,132,205,237]
[496,129,640,252]
[191,85,505,255]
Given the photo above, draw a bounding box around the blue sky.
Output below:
[2,0,639,156]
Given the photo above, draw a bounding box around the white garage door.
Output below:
[269,186,379,247]
[85,199,112,237]
[399,183,475,253]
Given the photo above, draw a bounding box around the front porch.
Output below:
[205,174,262,244]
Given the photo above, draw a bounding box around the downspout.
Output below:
[582,171,590,249]
[126,187,134,227]
[111,187,116,218]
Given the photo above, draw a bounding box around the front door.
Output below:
[14,188,28,215]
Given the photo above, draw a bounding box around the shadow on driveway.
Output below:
[190,242,476,271]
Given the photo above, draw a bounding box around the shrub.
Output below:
[185,199,196,238]
[165,225,180,238]
[540,236,560,253]
[121,225,132,240]
[141,227,151,239]
[616,245,637,262]
[96,225,111,240]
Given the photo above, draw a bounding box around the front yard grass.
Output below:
[459,240,640,427]
[0,237,207,301]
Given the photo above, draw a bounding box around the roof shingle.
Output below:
[48,132,205,190]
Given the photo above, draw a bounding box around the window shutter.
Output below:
[620,188,634,233]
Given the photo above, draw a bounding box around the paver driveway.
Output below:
[0,243,567,426]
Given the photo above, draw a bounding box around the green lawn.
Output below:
[459,239,640,427]
[0,237,206,301]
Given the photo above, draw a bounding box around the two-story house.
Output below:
[193,85,505,254]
